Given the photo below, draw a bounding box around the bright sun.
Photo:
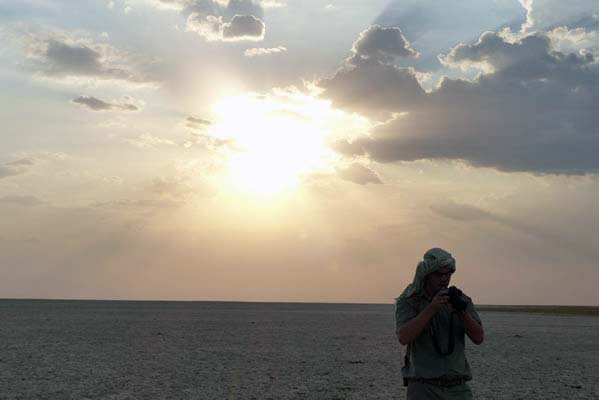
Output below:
[208,92,341,195]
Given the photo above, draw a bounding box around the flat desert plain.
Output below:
[1,300,598,399]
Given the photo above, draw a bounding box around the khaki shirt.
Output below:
[395,293,482,380]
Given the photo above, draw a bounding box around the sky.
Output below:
[1,0,599,305]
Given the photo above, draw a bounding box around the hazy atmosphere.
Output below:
[1,0,599,305]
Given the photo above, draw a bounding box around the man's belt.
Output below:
[408,377,467,387]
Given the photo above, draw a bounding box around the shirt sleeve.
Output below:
[464,295,482,326]
[395,297,418,333]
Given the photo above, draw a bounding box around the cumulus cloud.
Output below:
[318,25,425,118]
[23,31,160,86]
[72,95,144,111]
[324,26,599,175]
[244,45,286,57]
[154,0,267,42]
[350,25,418,63]
[222,15,265,40]
[547,26,599,54]
[336,163,382,185]
[440,31,552,73]
[519,0,599,33]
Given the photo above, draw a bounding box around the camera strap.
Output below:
[430,311,455,356]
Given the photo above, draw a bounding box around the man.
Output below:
[395,248,484,400]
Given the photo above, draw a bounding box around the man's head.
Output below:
[424,264,454,297]
[422,248,456,296]
[397,247,456,301]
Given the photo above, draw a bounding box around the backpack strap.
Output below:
[403,343,411,387]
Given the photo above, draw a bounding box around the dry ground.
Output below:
[1,300,598,399]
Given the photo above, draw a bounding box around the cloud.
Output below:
[0,195,46,206]
[519,0,599,33]
[336,163,382,185]
[318,59,425,118]
[431,200,598,259]
[154,0,267,42]
[23,31,161,86]
[222,15,265,40]
[244,45,286,57]
[186,12,265,41]
[350,24,419,63]
[546,26,599,54]
[185,116,212,128]
[72,95,144,111]
[260,0,285,8]
[324,27,599,175]
[317,25,425,118]
[124,133,176,148]
[186,132,234,150]
[439,31,552,73]
[0,158,36,179]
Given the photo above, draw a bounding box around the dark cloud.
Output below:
[351,25,418,63]
[336,163,382,185]
[440,31,553,72]
[223,0,264,20]
[318,25,425,118]
[182,0,263,19]
[45,39,105,74]
[318,58,425,118]
[72,95,142,112]
[222,15,265,40]
[185,116,212,128]
[323,28,599,175]
[160,0,267,41]
[25,34,160,86]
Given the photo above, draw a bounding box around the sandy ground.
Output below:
[0,300,598,399]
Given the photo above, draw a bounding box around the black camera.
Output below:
[447,286,468,311]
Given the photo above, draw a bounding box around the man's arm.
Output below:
[458,310,484,345]
[397,306,435,345]
[397,290,449,345]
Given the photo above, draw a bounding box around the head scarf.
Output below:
[396,248,456,303]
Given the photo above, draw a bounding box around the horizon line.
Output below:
[1,297,598,308]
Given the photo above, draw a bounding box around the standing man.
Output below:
[395,248,484,399]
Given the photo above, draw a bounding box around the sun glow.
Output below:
[208,92,342,195]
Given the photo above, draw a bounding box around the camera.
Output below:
[447,286,468,311]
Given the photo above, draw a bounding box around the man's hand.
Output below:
[426,289,449,314]
[457,304,485,345]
